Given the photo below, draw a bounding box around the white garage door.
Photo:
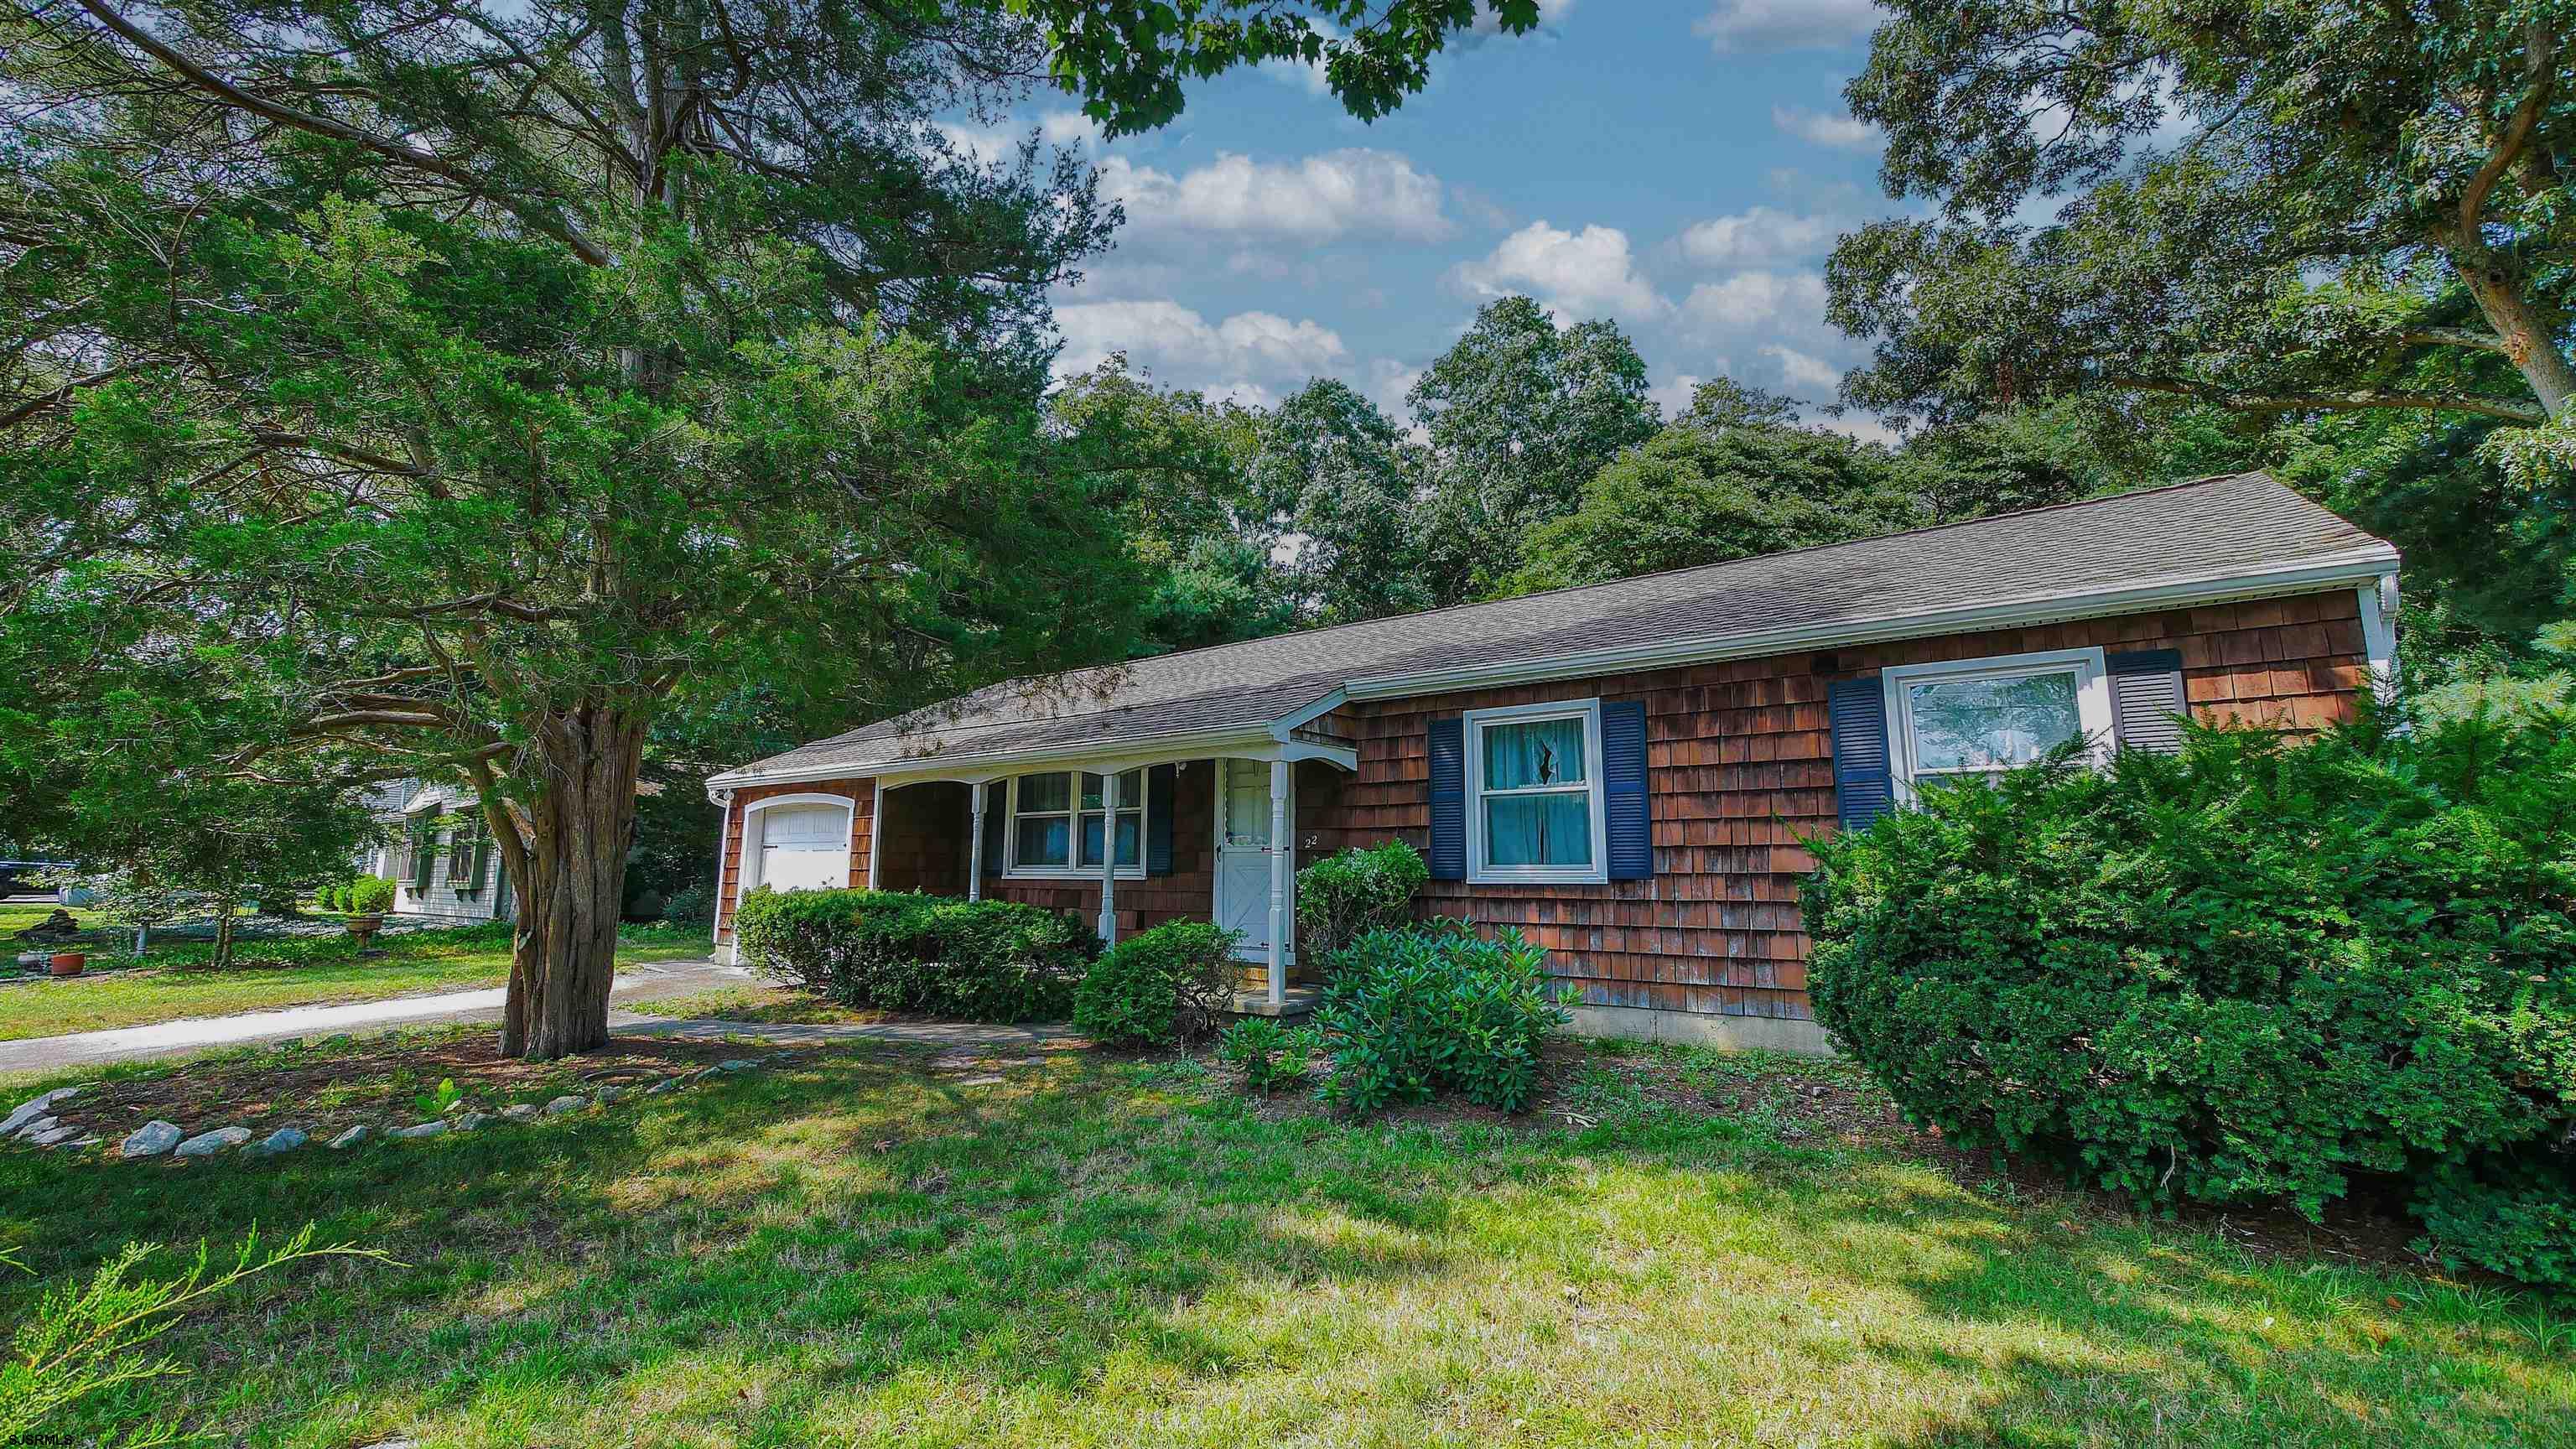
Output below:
[758,804,849,892]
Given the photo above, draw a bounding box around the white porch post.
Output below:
[1267,758,1289,1007]
[966,782,986,902]
[1096,769,1119,946]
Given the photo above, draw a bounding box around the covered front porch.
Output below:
[865,738,1355,1010]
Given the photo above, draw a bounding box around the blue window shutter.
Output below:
[979,783,1005,876]
[1602,700,1651,880]
[1826,677,1895,833]
[1427,717,1466,880]
[1145,764,1176,875]
[2107,649,2189,754]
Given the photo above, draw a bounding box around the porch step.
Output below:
[1228,985,1320,1021]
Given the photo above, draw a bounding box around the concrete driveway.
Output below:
[0,958,759,1073]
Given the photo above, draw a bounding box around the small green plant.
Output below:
[1218,1017,1314,1093]
[347,876,395,915]
[413,1078,462,1116]
[1295,840,1428,964]
[1313,923,1570,1114]
[1072,920,1242,1046]
[0,1225,391,1447]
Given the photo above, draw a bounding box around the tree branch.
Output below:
[2111,375,2547,423]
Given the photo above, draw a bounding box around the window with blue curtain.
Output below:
[1470,705,1602,879]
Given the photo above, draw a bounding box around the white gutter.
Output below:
[1339,548,2402,699]
[709,546,2397,788]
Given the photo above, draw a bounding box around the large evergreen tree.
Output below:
[1,0,1524,1057]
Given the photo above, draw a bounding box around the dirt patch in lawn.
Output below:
[60,1032,766,1145]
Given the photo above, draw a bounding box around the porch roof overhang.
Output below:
[705,713,1354,797]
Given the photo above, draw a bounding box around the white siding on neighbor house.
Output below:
[360,784,512,922]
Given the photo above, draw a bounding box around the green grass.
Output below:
[0,901,86,937]
[0,924,709,1041]
[625,984,893,1026]
[0,1036,2566,1448]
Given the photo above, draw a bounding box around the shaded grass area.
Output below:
[624,984,894,1026]
[0,902,88,937]
[0,925,709,1042]
[0,1036,2567,1447]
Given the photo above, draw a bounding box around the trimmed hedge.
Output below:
[1073,919,1240,1046]
[1802,714,2576,1288]
[1314,922,1570,1114]
[348,877,395,915]
[1296,840,1429,964]
[731,887,1094,1022]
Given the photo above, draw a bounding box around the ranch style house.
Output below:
[704,472,2400,1053]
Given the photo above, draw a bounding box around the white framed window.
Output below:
[1465,697,1608,886]
[1882,646,2115,801]
[1005,768,1146,878]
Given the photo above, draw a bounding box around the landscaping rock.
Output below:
[954,1075,1006,1088]
[122,1120,184,1157]
[646,1077,681,1095]
[454,1112,488,1132]
[12,1114,60,1141]
[594,1086,627,1106]
[684,1067,718,1084]
[174,1126,252,1158]
[719,1059,756,1072]
[387,1120,448,1140]
[543,1095,585,1115]
[328,1124,371,1150]
[500,1104,541,1123]
[57,1135,99,1150]
[252,1127,309,1155]
[0,1088,77,1137]
[30,1124,80,1147]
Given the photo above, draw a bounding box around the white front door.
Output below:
[1214,759,1285,959]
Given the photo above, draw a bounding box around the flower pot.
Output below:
[345,913,385,943]
[48,952,84,977]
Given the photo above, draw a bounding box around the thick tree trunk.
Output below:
[2451,239,2576,421]
[500,704,646,1060]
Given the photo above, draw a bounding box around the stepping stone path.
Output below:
[14,1057,769,1168]
[174,1126,252,1158]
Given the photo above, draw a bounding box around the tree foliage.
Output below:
[1246,377,1428,624]
[1831,0,2576,463]
[0,0,1507,1057]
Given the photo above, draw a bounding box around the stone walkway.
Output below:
[0,958,757,1073]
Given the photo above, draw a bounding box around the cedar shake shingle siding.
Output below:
[1300,591,2370,1023]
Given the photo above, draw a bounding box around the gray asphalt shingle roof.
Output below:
[718,471,2394,783]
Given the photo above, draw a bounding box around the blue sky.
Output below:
[948,1,1897,434]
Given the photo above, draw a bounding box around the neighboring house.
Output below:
[358,780,512,923]
[704,473,2400,1053]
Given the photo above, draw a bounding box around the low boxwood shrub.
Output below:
[347,877,395,915]
[1072,919,1241,1046]
[1313,922,1571,1114]
[1296,840,1430,963]
[1218,1017,1315,1093]
[732,888,1093,1022]
[1803,714,2576,1288]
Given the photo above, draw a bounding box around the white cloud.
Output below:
[1678,269,1828,335]
[1763,343,1843,392]
[1676,206,1843,267]
[1816,411,1903,446]
[1450,220,1665,321]
[1771,103,1877,150]
[1649,372,1715,420]
[1053,299,1348,397]
[1101,149,1452,244]
[1695,0,1882,53]
[1039,110,1103,148]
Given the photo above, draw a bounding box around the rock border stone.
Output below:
[21,1055,776,1168]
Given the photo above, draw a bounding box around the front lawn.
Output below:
[0,1035,2565,1447]
[0,924,709,1041]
